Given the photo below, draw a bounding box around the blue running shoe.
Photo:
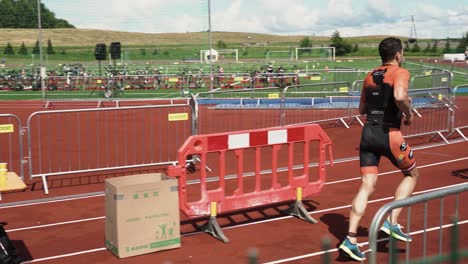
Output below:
[339,237,366,261]
[380,219,413,242]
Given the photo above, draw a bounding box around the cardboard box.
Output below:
[105,173,180,258]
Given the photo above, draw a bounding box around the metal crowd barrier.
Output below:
[281,82,354,127]
[402,87,454,143]
[409,70,451,90]
[402,71,454,143]
[368,183,468,264]
[41,98,191,109]
[26,104,194,194]
[0,114,24,180]
[8,71,462,196]
[347,73,456,143]
[167,124,333,242]
[194,87,285,134]
[194,81,355,134]
[41,73,255,92]
[452,84,468,141]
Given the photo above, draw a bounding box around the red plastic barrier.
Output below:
[167,124,333,219]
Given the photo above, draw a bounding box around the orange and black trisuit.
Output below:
[359,64,416,175]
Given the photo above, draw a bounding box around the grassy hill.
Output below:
[0,29,450,66]
[0,28,395,47]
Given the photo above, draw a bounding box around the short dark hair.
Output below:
[378,37,403,63]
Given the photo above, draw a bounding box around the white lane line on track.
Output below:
[2,143,467,210]
[6,157,468,233]
[221,182,468,230]
[10,182,468,262]
[418,152,453,157]
[325,156,468,185]
[0,194,104,209]
[262,220,468,264]
[20,219,468,264]
[21,248,107,263]
[7,217,106,232]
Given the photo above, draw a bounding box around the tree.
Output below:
[431,41,438,53]
[217,40,227,49]
[298,36,312,54]
[411,42,421,53]
[0,0,75,28]
[0,0,15,28]
[403,41,410,52]
[32,40,40,54]
[353,44,359,52]
[455,31,468,53]
[46,38,55,54]
[140,48,146,56]
[330,31,352,56]
[152,49,158,55]
[18,41,28,55]
[442,38,451,53]
[3,42,14,54]
[423,42,431,53]
[299,36,312,48]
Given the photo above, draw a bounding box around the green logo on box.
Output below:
[149,238,180,249]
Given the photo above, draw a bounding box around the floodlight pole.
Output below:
[208,0,213,90]
[37,0,45,99]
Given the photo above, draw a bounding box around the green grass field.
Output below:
[1,57,466,100]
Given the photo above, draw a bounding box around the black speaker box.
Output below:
[94,43,107,60]
[110,42,121,60]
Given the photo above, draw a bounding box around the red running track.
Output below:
[0,141,467,263]
[0,99,467,263]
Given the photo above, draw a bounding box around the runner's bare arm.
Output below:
[359,85,367,115]
[393,69,412,120]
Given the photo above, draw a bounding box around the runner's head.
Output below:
[379,37,404,66]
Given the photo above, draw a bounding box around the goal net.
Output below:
[265,50,294,61]
[295,47,335,61]
[217,49,239,62]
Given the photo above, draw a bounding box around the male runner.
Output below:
[339,37,420,261]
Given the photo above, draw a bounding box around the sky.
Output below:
[43,0,468,39]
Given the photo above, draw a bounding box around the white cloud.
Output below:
[43,0,468,38]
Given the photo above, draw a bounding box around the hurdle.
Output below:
[167,123,333,242]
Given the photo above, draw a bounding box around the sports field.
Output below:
[0,52,467,263]
[1,58,467,100]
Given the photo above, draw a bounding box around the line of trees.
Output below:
[3,39,57,55]
[298,31,355,56]
[0,0,74,28]
[298,31,468,56]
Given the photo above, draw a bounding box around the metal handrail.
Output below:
[368,183,468,263]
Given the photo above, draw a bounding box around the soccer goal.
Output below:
[200,49,239,62]
[295,47,335,61]
[218,49,239,62]
[265,50,294,61]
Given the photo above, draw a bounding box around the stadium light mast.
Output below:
[208,0,213,90]
[37,0,45,98]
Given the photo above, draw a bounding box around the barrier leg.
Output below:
[455,128,468,141]
[42,175,49,195]
[284,188,318,224]
[197,202,230,243]
[186,155,212,173]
